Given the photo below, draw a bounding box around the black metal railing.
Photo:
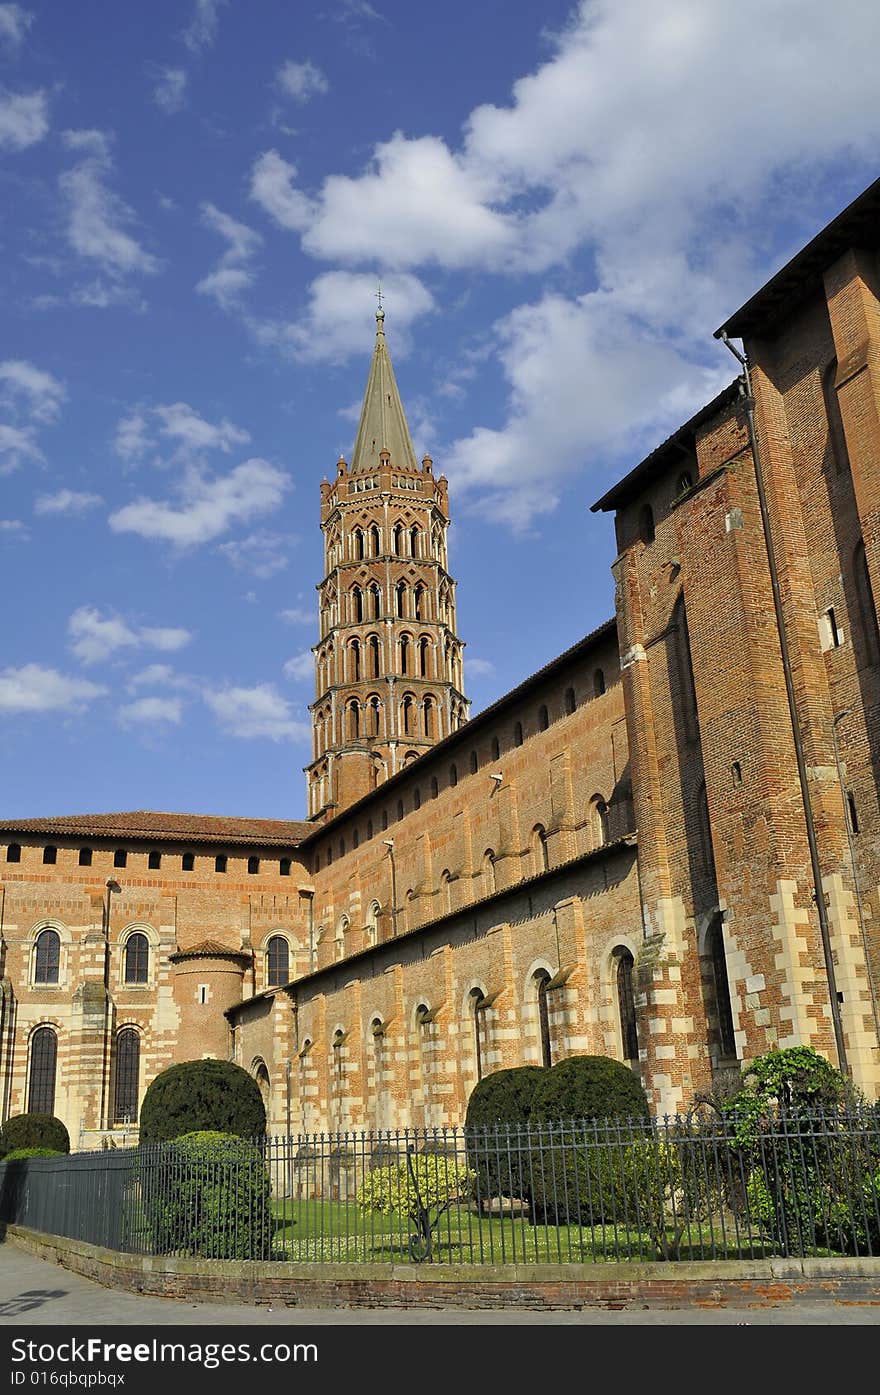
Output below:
[2,1108,879,1265]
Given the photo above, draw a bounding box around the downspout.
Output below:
[718,333,848,1075]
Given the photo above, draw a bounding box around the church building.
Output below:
[2,178,880,1145]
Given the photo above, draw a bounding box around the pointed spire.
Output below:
[350,306,419,475]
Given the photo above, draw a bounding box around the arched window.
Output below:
[34,928,60,984]
[367,819,373,840]
[6,843,20,863]
[449,763,458,787]
[823,359,851,475]
[514,721,523,747]
[367,694,380,737]
[400,634,411,675]
[418,635,430,677]
[482,849,496,895]
[423,696,435,739]
[639,503,655,544]
[395,581,407,617]
[215,854,227,873]
[592,796,610,845]
[42,845,57,865]
[113,1028,140,1123]
[491,735,500,761]
[402,694,416,736]
[392,523,403,555]
[470,750,478,773]
[124,932,149,985]
[538,705,549,731]
[370,583,382,620]
[280,858,291,876]
[347,699,360,741]
[677,470,693,494]
[397,799,405,820]
[148,850,161,870]
[531,825,549,875]
[335,917,348,962]
[266,935,289,987]
[114,848,127,868]
[366,901,380,946]
[708,916,736,1058]
[470,988,487,1082]
[414,584,426,621]
[594,667,606,696]
[353,528,365,561]
[853,539,880,667]
[368,633,381,678]
[369,525,381,557]
[349,638,361,682]
[565,687,576,714]
[440,868,452,913]
[672,594,700,742]
[431,776,439,799]
[79,847,92,867]
[410,526,421,558]
[534,970,552,1068]
[248,855,260,875]
[28,1026,57,1115]
[182,852,195,871]
[615,948,638,1062]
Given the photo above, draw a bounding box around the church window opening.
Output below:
[592,796,610,845]
[6,843,20,863]
[414,584,426,620]
[381,810,389,831]
[79,847,92,867]
[395,581,407,617]
[731,762,742,787]
[846,791,860,835]
[124,932,149,985]
[431,776,439,799]
[350,639,361,681]
[823,359,851,476]
[708,915,736,1058]
[34,928,60,985]
[410,526,420,558]
[854,540,880,666]
[267,935,289,987]
[28,1026,57,1115]
[594,667,606,696]
[348,700,361,740]
[538,704,549,731]
[182,852,195,872]
[397,799,404,821]
[215,854,227,873]
[565,687,576,714]
[483,849,496,894]
[148,850,161,870]
[514,721,523,747]
[113,1028,140,1124]
[470,750,478,773]
[450,763,458,787]
[532,825,549,875]
[418,635,429,676]
[352,828,359,848]
[368,634,381,678]
[615,948,638,1062]
[639,504,655,544]
[534,970,552,1068]
[423,697,435,739]
[413,788,421,810]
[114,848,127,869]
[400,634,410,675]
[280,857,291,876]
[248,855,260,875]
[392,524,403,555]
[491,735,500,761]
[370,525,381,556]
[470,989,487,1082]
[370,583,382,620]
[42,846,56,865]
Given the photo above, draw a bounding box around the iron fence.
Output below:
[2,1108,879,1265]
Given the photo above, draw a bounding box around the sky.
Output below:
[1,0,879,822]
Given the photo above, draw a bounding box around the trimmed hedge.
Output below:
[0,1114,70,1158]
[140,1130,272,1259]
[139,1059,266,1142]
[465,1066,548,1202]
[2,1147,65,1161]
[530,1055,650,1125]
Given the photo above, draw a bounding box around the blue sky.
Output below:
[1,0,878,821]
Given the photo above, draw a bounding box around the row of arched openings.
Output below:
[26,1024,140,1124]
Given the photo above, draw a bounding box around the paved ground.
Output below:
[0,1240,878,1325]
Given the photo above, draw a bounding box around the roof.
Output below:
[170,940,251,963]
[717,176,880,341]
[0,810,311,847]
[590,382,741,514]
[349,310,419,475]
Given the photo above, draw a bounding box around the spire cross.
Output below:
[376,281,384,315]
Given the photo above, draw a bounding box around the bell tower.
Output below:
[306,307,469,821]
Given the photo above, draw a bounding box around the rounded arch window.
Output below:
[614,947,638,1063]
[28,1025,57,1115]
[266,935,290,987]
[6,843,21,863]
[113,1027,140,1124]
[594,667,606,697]
[124,931,149,985]
[34,927,60,985]
[534,969,552,1068]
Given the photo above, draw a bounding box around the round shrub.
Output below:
[530,1055,650,1126]
[139,1059,266,1142]
[2,1147,64,1161]
[465,1066,547,1202]
[140,1131,272,1259]
[0,1113,70,1158]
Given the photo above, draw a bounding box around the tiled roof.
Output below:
[0,810,311,847]
[170,939,251,962]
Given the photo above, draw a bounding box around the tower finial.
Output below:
[375,279,385,329]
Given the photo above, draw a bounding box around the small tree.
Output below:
[530,1055,650,1125]
[0,1114,70,1158]
[356,1146,475,1261]
[464,1066,547,1203]
[140,1131,272,1259]
[139,1059,266,1142]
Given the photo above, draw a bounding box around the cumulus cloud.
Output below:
[465,657,496,678]
[152,66,187,115]
[113,401,249,466]
[0,518,28,541]
[218,530,292,579]
[0,5,33,49]
[0,360,64,474]
[118,695,183,727]
[34,489,103,516]
[195,202,262,310]
[282,651,314,683]
[68,606,192,666]
[253,269,434,363]
[0,663,106,714]
[249,150,314,232]
[182,0,226,52]
[204,683,308,742]
[108,458,290,547]
[279,605,314,625]
[276,59,329,104]
[0,87,47,149]
[126,663,197,693]
[59,128,159,293]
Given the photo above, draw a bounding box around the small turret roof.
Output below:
[350,309,419,475]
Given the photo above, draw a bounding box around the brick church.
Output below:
[2,179,880,1147]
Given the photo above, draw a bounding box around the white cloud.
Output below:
[279,605,314,625]
[276,60,329,104]
[113,409,150,463]
[0,663,106,714]
[68,606,192,666]
[253,269,434,363]
[204,683,308,742]
[152,67,187,115]
[0,518,28,540]
[34,489,103,516]
[0,360,65,422]
[0,6,33,49]
[249,150,314,232]
[113,401,250,465]
[182,0,226,52]
[60,128,159,284]
[0,88,47,149]
[108,458,290,547]
[195,202,261,310]
[127,663,197,692]
[218,531,292,579]
[118,695,183,727]
[282,651,314,683]
[465,657,496,678]
[0,423,41,473]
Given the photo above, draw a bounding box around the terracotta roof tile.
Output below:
[0,810,311,847]
[170,939,251,961]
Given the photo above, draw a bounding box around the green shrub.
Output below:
[139,1059,266,1142]
[1,1147,65,1162]
[464,1066,547,1201]
[530,1055,651,1125]
[140,1131,272,1259]
[0,1114,70,1157]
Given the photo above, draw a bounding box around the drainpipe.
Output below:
[718,333,848,1075]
